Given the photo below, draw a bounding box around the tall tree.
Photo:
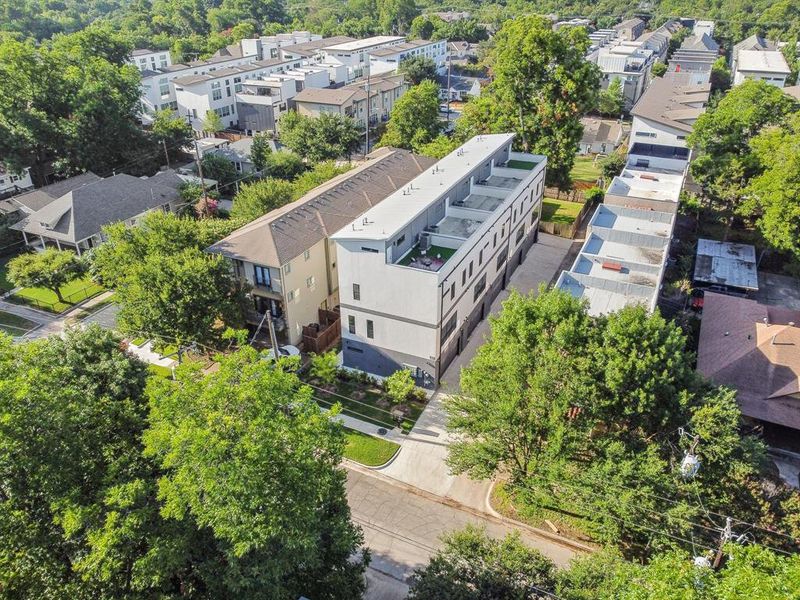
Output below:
[688,80,798,215]
[279,111,361,162]
[597,78,624,117]
[201,109,224,134]
[377,0,418,34]
[398,55,438,84]
[378,80,441,151]
[230,178,296,222]
[144,346,367,598]
[455,16,600,189]
[151,109,194,165]
[7,249,86,304]
[250,131,273,171]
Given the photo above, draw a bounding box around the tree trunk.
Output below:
[54,287,65,304]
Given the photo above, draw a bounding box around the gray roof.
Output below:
[281,36,355,56]
[9,172,102,214]
[733,34,777,59]
[681,33,719,53]
[14,170,184,243]
[369,39,435,58]
[131,48,156,56]
[172,58,294,87]
[693,238,759,290]
[631,77,711,133]
[580,117,625,145]
[208,148,436,266]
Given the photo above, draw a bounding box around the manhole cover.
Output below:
[377,428,388,436]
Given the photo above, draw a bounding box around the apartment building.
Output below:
[596,43,656,110]
[731,34,779,75]
[208,148,434,345]
[332,134,546,388]
[213,32,323,62]
[636,20,684,62]
[128,48,171,73]
[293,74,407,128]
[667,33,719,84]
[172,57,311,130]
[0,166,33,197]
[368,39,448,76]
[320,36,405,81]
[613,18,646,41]
[555,204,675,315]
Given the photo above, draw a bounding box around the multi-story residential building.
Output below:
[208,148,435,345]
[213,32,323,62]
[279,35,354,62]
[613,18,646,41]
[629,76,711,149]
[667,32,719,84]
[332,134,546,388]
[733,50,791,87]
[368,39,448,76]
[128,48,171,72]
[320,36,405,81]
[293,74,407,128]
[693,20,715,38]
[731,34,779,75]
[555,204,675,315]
[595,43,656,110]
[636,20,684,62]
[172,57,308,130]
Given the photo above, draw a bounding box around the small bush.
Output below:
[384,369,415,405]
[584,186,604,204]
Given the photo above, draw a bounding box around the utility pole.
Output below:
[162,139,170,169]
[364,63,371,159]
[712,517,733,570]
[266,310,280,354]
[446,44,452,124]
[187,112,210,216]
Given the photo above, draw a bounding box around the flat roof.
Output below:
[332,134,529,241]
[736,49,791,74]
[369,39,440,57]
[607,167,685,202]
[325,36,404,52]
[693,238,759,290]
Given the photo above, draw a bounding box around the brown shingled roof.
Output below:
[208,149,436,266]
[697,293,800,430]
[631,77,711,134]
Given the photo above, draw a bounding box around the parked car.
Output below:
[263,345,300,361]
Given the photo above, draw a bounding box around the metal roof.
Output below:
[693,238,759,290]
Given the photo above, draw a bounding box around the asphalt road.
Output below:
[346,465,581,600]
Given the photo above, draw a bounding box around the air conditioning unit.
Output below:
[419,232,432,252]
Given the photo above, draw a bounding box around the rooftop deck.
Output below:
[396,244,457,272]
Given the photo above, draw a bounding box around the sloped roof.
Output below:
[697,293,800,429]
[281,36,355,56]
[681,33,719,53]
[580,117,625,145]
[733,34,777,59]
[631,77,711,133]
[208,149,435,266]
[14,171,183,243]
[10,172,102,214]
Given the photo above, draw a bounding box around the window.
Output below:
[353,283,360,301]
[283,262,291,275]
[450,282,455,300]
[473,274,486,301]
[234,77,242,92]
[254,265,271,287]
[635,131,656,138]
[348,315,356,334]
[304,249,311,260]
[497,252,507,269]
[479,249,484,265]
[212,88,222,101]
[468,261,473,277]
[361,246,379,253]
[395,234,406,246]
[501,225,505,237]
[461,269,466,285]
[306,276,315,289]
[287,289,295,302]
[366,320,374,339]
[442,313,458,343]
[516,226,525,245]
[493,232,497,248]
[513,209,517,223]
[159,82,170,97]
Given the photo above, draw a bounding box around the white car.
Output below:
[263,345,301,361]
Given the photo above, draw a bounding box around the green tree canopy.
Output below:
[230,178,295,222]
[398,55,438,85]
[651,62,667,77]
[144,346,367,597]
[455,16,600,189]
[265,150,306,179]
[250,131,273,171]
[379,80,441,151]
[151,109,194,164]
[7,248,86,303]
[597,78,624,117]
[201,109,224,134]
[201,152,239,191]
[279,111,361,162]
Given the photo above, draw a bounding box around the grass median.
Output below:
[343,428,400,467]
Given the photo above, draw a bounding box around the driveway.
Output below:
[380,233,572,510]
[348,465,581,599]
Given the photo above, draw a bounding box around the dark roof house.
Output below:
[697,293,800,430]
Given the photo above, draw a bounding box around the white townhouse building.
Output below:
[733,50,791,88]
[368,39,448,76]
[128,48,172,73]
[0,166,33,197]
[596,43,656,110]
[320,36,406,81]
[332,134,546,388]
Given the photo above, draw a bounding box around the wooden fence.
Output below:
[302,308,341,354]
[539,199,596,239]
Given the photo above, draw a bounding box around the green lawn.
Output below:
[541,199,583,224]
[397,244,458,267]
[0,310,37,337]
[9,277,103,313]
[343,429,400,466]
[148,364,174,379]
[507,159,537,170]
[571,155,602,183]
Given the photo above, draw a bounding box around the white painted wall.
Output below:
[630,115,690,148]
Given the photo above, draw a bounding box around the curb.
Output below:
[344,461,594,555]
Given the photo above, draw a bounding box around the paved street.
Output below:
[347,465,581,600]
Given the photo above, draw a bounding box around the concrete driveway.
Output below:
[379,233,572,510]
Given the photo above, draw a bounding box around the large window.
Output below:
[254,265,271,287]
[348,315,356,334]
[353,283,360,301]
[442,313,458,343]
[473,274,486,301]
[366,320,374,339]
[516,226,525,245]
